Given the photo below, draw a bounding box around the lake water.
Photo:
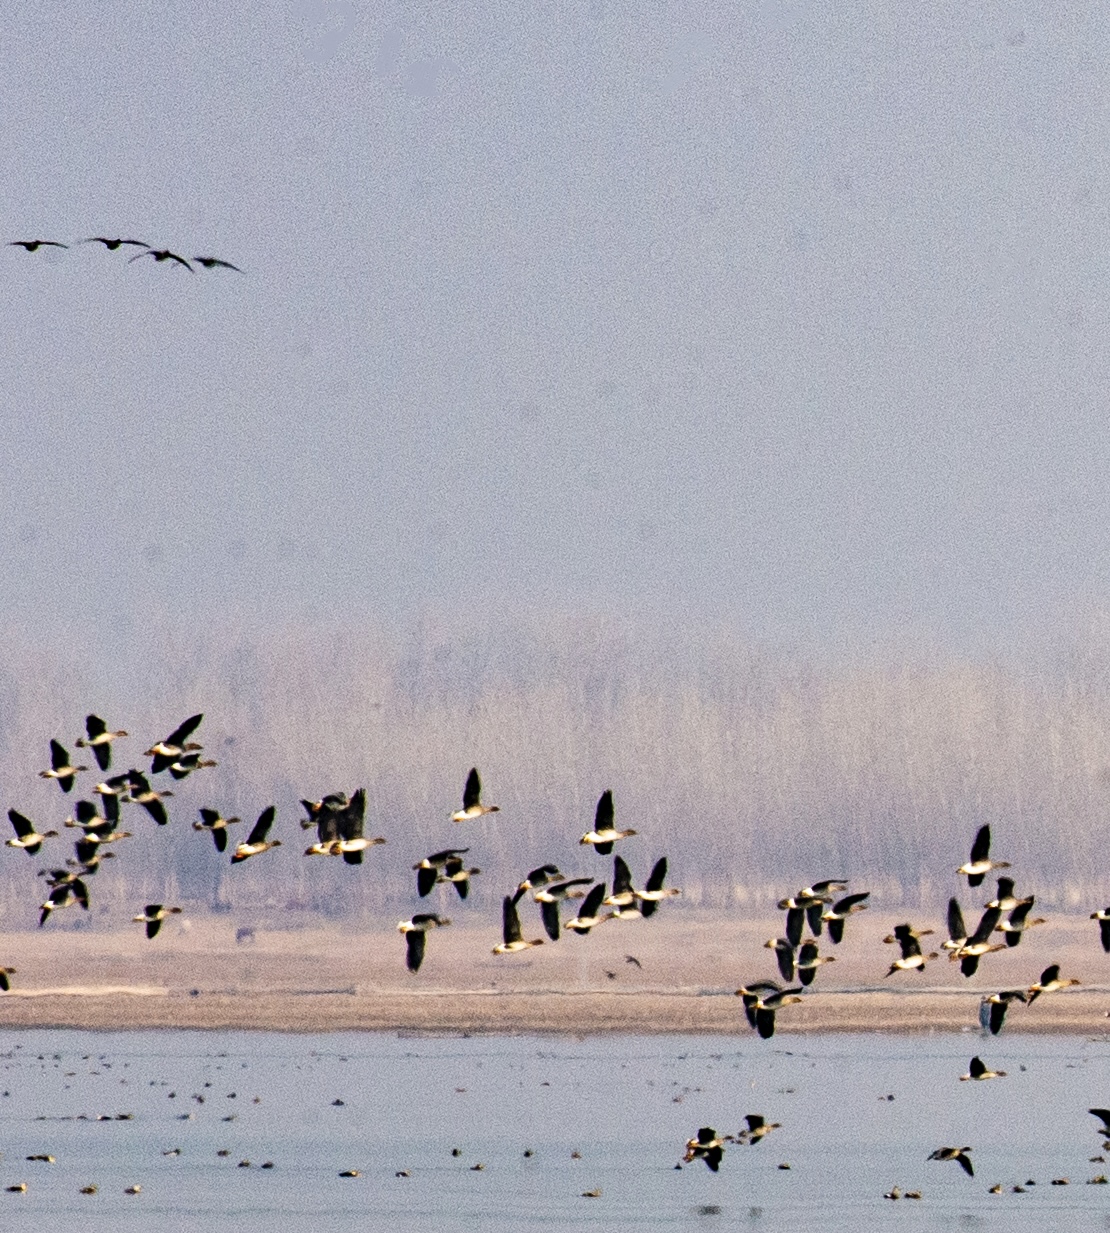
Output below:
[0,1029,1108,1231]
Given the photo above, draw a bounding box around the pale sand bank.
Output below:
[0,913,1106,1034]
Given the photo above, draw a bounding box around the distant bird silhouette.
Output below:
[10,240,66,251]
[80,237,149,250]
[128,248,194,272]
[194,256,242,272]
[929,1147,974,1176]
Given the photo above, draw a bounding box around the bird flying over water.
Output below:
[493,895,544,954]
[683,1127,725,1171]
[928,1146,974,1176]
[398,914,451,972]
[958,825,1009,887]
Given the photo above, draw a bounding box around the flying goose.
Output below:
[821,891,870,943]
[450,768,499,822]
[167,751,218,780]
[533,877,594,941]
[1090,1109,1110,1140]
[778,895,827,947]
[985,877,1033,914]
[230,806,280,863]
[512,864,562,903]
[637,857,680,916]
[996,898,1045,947]
[437,854,480,899]
[603,856,637,907]
[10,239,67,251]
[958,825,1009,887]
[1027,964,1080,1002]
[80,237,149,250]
[397,914,451,972]
[194,255,243,271]
[40,878,89,925]
[928,1147,973,1176]
[0,967,15,992]
[885,924,939,976]
[145,714,204,772]
[764,938,796,982]
[683,1127,725,1171]
[735,982,804,1039]
[193,808,241,853]
[943,897,968,954]
[960,1056,1006,1081]
[6,810,58,855]
[579,790,636,854]
[493,895,544,954]
[414,849,470,897]
[735,1114,781,1145]
[128,247,194,271]
[951,906,1005,977]
[133,904,182,939]
[125,771,173,825]
[979,989,1027,1034]
[796,940,835,986]
[565,883,615,935]
[39,740,87,792]
[1093,908,1110,953]
[75,715,127,771]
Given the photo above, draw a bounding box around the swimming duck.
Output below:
[579,790,636,855]
[565,883,615,935]
[493,895,544,954]
[194,809,241,853]
[533,878,594,941]
[637,857,680,916]
[6,810,58,855]
[683,1127,725,1171]
[450,768,499,822]
[230,807,280,863]
[145,714,204,772]
[1027,964,1080,1002]
[958,825,1010,887]
[979,989,1027,1034]
[397,914,451,972]
[414,849,470,897]
[821,891,870,943]
[133,904,183,939]
[75,715,127,772]
[928,1147,973,1176]
[39,740,87,793]
[960,1056,1005,1081]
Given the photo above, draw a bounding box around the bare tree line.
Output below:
[1,611,1109,928]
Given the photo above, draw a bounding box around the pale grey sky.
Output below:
[3,1,1109,653]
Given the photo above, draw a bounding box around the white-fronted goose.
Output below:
[75,715,127,772]
[579,790,636,854]
[493,895,544,954]
[39,741,86,793]
[450,768,499,822]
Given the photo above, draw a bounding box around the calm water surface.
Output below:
[0,1029,1108,1231]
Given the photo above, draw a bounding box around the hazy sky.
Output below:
[4,1,1109,654]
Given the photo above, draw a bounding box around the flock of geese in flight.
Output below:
[5,716,682,974]
[8,237,241,273]
[6,717,1110,1199]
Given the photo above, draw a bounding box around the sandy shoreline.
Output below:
[0,911,1107,1033]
